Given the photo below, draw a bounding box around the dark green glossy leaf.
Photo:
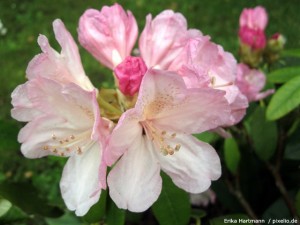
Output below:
[46,212,81,225]
[0,181,63,218]
[210,214,253,225]
[194,131,219,144]
[152,173,190,225]
[0,197,28,224]
[106,199,125,225]
[267,67,300,83]
[267,75,300,120]
[224,137,240,174]
[245,106,278,161]
[262,196,292,220]
[82,189,107,223]
[0,198,11,217]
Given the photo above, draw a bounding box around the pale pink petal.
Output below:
[137,69,231,134]
[107,137,162,212]
[139,10,188,69]
[60,142,103,216]
[253,89,275,101]
[15,78,100,159]
[156,134,221,193]
[105,109,142,166]
[26,19,94,91]
[11,83,42,122]
[78,4,138,69]
[236,63,273,102]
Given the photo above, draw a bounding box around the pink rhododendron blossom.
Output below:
[11,19,112,216]
[176,34,248,126]
[236,63,274,102]
[105,69,232,212]
[139,10,199,69]
[78,4,138,69]
[114,56,147,96]
[238,6,268,49]
[27,19,94,91]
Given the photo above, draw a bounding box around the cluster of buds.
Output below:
[236,6,279,102]
[10,3,277,217]
[238,6,285,68]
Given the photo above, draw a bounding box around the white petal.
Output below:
[108,137,162,212]
[156,134,221,193]
[105,109,142,166]
[60,142,103,216]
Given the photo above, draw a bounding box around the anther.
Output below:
[171,133,176,138]
[70,135,75,140]
[77,147,82,155]
[59,140,64,144]
[53,149,58,154]
[43,146,49,151]
[61,152,65,157]
[175,144,181,151]
[161,131,166,135]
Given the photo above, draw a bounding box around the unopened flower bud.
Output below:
[267,33,286,52]
[114,56,147,96]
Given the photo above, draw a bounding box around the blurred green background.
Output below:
[0,0,299,224]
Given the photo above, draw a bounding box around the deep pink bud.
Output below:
[239,26,266,49]
[114,56,147,96]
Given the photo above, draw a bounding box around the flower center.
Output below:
[142,121,181,156]
[41,130,93,157]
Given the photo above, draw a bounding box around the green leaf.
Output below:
[152,173,191,225]
[194,131,219,144]
[0,198,11,217]
[262,196,292,220]
[106,199,125,225]
[0,197,28,224]
[296,190,300,217]
[82,189,107,223]
[210,214,253,225]
[224,137,240,174]
[267,67,300,83]
[284,126,300,160]
[245,106,278,161]
[266,75,300,120]
[0,181,63,218]
[282,49,300,58]
[46,212,81,225]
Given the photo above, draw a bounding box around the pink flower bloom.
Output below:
[236,63,274,102]
[178,35,248,126]
[11,19,112,216]
[105,69,231,212]
[139,10,194,69]
[27,19,94,91]
[114,56,147,96]
[238,6,268,49]
[78,4,138,69]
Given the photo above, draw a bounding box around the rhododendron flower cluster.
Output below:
[11,3,254,216]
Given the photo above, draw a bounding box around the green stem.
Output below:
[97,95,122,115]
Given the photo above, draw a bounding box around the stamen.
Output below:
[143,121,181,156]
[175,144,181,151]
[43,146,49,151]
